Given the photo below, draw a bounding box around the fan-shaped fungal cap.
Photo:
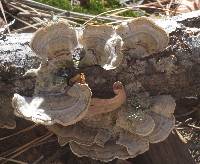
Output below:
[116,106,155,136]
[150,95,176,118]
[69,129,149,162]
[132,114,155,136]
[86,81,126,118]
[48,123,99,146]
[116,131,149,156]
[94,129,112,147]
[69,141,132,162]
[49,124,112,147]
[80,24,123,69]
[12,83,92,126]
[30,21,77,60]
[147,112,175,143]
[116,17,169,57]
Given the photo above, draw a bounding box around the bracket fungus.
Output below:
[46,94,175,162]
[80,24,123,70]
[30,21,77,61]
[116,107,156,136]
[69,131,149,162]
[116,17,169,58]
[12,83,92,126]
[11,17,175,162]
[147,95,176,143]
[12,21,92,126]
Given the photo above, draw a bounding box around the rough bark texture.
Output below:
[0,11,200,163]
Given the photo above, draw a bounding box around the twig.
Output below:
[66,16,87,23]
[59,17,80,25]
[32,155,44,164]
[187,124,200,130]
[110,8,131,16]
[8,2,29,13]
[83,7,130,26]
[0,124,37,141]
[169,0,174,9]
[18,12,81,24]
[0,157,27,164]
[1,132,53,164]
[5,11,39,30]
[32,16,45,23]
[0,1,10,33]
[144,0,170,7]
[15,2,41,16]
[106,19,128,25]
[0,132,52,158]
[185,118,193,123]
[5,133,53,161]
[156,0,165,8]
[17,12,51,18]
[9,2,44,25]
[106,4,174,25]
[33,138,57,147]
[134,4,173,12]
[11,21,47,33]
[174,128,188,143]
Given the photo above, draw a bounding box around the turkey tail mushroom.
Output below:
[116,17,169,58]
[147,112,175,143]
[30,21,77,61]
[69,130,149,162]
[11,19,175,162]
[12,83,92,126]
[116,106,155,136]
[80,24,123,69]
[150,95,176,118]
[48,123,99,146]
[146,95,176,143]
[86,81,126,117]
[69,141,132,162]
[116,130,149,156]
[48,123,111,147]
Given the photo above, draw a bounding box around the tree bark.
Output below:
[0,11,200,163]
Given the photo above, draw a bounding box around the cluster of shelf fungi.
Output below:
[11,17,177,162]
[0,1,200,163]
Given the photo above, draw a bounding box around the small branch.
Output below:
[0,125,37,141]
[0,157,27,164]
[0,1,10,33]
[0,132,52,158]
[0,132,53,164]
[5,11,39,30]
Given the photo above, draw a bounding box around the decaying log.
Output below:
[0,10,200,163]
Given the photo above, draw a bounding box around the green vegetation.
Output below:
[34,0,143,17]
